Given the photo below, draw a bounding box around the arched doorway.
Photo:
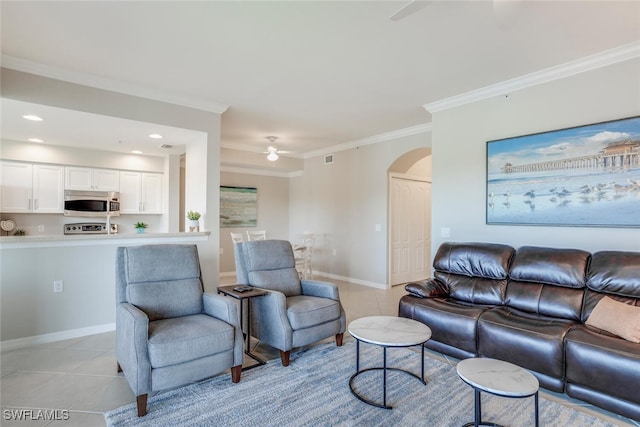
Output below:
[388,148,432,286]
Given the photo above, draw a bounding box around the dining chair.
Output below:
[230,232,244,243]
[246,230,266,241]
[294,233,316,279]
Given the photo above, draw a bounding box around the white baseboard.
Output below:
[220,270,387,289]
[1,323,115,353]
[313,271,388,289]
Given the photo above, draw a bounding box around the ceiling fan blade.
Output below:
[389,0,430,21]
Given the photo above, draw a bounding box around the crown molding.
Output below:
[303,122,432,159]
[220,164,303,178]
[1,55,229,114]
[424,40,640,114]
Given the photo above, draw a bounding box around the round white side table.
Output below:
[348,316,432,409]
[457,358,539,427]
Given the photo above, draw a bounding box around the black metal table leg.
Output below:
[349,339,427,410]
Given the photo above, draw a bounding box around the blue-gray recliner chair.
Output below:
[234,239,346,366]
[115,244,244,416]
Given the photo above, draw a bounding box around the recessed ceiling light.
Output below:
[23,114,43,121]
[148,133,163,139]
[131,150,143,154]
[28,138,44,143]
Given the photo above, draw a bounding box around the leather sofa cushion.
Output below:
[431,242,514,305]
[587,251,640,298]
[505,279,585,321]
[433,242,514,279]
[477,307,577,391]
[586,296,640,343]
[565,325,640,405]
[434,272,507,305]
[405,278,448,298]
[399,295,488,356]
[509,246,590,288]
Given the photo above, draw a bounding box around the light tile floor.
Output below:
[1,277,637,426]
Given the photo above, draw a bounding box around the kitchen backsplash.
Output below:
[0,213,163,236]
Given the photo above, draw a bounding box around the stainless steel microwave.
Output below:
[64,190,120,217]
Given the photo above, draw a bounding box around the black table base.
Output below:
[462,387,539,427]
[349,339,426,409]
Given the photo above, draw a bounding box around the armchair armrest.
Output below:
[251,290,293,351]
[301,279,340,300]
[405,278,448,298]
[203,292,241,329]
[203,293,244,367]
[116,302,151,395]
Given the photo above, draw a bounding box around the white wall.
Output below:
[219,170,290,273]
[290,132,430,287]
[430,58,640,253]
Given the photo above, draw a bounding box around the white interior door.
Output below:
[390,175,431,286]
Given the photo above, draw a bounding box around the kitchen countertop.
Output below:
[0,231,210,248]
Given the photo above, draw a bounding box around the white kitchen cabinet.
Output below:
[33,164,65,212]
[65,166,119,191]
[119,171,163,214]
[0,161,64,213]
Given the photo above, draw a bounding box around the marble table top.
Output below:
[348,316,432,346]
[456,358,539,397]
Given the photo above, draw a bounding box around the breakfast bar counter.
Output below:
[1,230,216,349]
[0,231,210,248]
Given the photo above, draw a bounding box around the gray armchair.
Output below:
[234,239,345,366]
[115,244,244,416]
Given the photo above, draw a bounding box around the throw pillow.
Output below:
[586,296,640,343]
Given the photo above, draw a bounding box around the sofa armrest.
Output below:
[116,302,151,395]
[301,279,340,300]
[405,278,448,298]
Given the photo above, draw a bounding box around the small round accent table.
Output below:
[348,316,432,409]
[456,358,539,427]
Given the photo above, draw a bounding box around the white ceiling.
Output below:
[1,1,639,160]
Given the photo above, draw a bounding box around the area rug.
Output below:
[105,340,620,427]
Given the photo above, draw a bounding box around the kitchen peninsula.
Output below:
[0,230,209,248]
[0,231,214,352]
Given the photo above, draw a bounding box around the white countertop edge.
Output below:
[0,232,210,249]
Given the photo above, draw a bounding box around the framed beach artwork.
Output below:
[220,186,257,227]
[486,116,640,227]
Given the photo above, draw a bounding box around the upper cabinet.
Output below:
[1,161,162,215]
[65,167,119,191]
[119,171,163,214]
[1,161,64,213]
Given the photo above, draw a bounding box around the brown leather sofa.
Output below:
[398,242,640,421]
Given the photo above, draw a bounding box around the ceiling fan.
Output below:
[263,136,290,161]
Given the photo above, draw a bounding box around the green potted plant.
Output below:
[187,210,201,232]
[134,222,148,233]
